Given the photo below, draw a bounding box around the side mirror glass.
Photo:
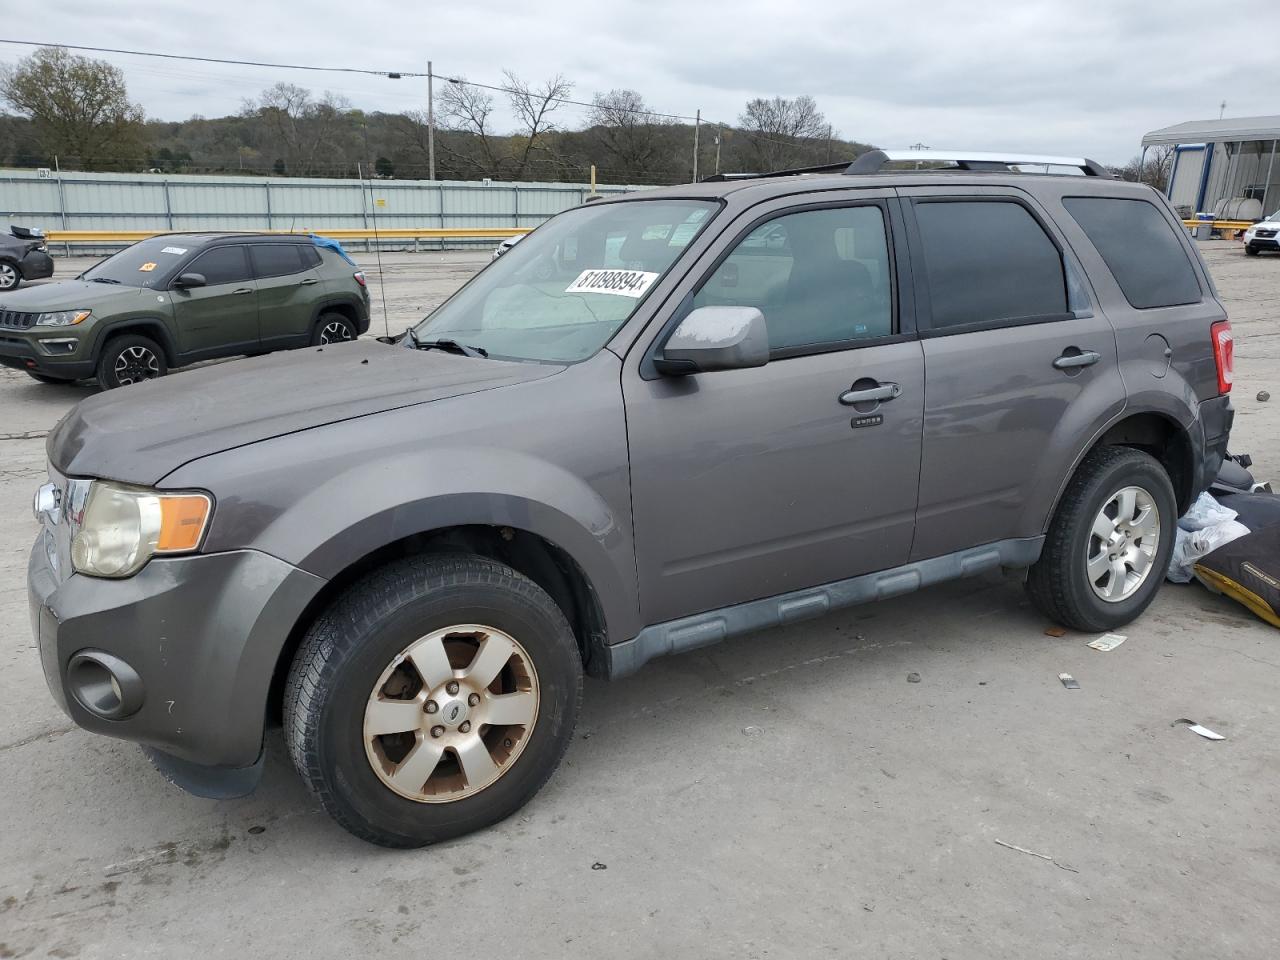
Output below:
[174,272,206,289]
[654,306,769,375]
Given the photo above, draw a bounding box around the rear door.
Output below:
[250,243,321,349]
[623,190,926,625]
[170,244,258,358]
[899,186,1125,560]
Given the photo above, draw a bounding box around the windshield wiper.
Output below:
[413,336,488,358]
[87,277,121,284]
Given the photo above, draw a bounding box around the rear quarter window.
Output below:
[1062,197,1202,309]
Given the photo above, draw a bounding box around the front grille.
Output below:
[1257,229,1277,238]
[0,309,35,330]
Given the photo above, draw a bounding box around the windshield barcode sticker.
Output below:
[565,269,659,298]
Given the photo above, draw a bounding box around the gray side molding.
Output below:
[605,537,1045,679]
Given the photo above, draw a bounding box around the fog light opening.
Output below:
[67,650,144,720]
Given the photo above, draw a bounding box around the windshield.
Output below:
[81,237,196,288]
[414,199,718,362]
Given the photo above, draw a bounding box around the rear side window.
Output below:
[1062,197,1201,309]
[251,244,306,279]
[300,245,322,268]
[187,245,251,285]
[914,200,1067,330]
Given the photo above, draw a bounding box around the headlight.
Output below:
[70,481,212,578]
[35,309,91,327]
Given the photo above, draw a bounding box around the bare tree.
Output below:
[242,83,352,176]
[1115,144,1176,192]
[587,89,668,181]
[503,71,572,179]
[738,95,828,172]
[0,46,146,170]
[435,79,506,177]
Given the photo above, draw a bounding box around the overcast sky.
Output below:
[7,0,1274,168]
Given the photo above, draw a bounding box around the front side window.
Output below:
[415,199,718,362]
[1062,196,1201,309]
[693,205,893,351]
[251,244,306,279]
[186,246,251,286]
[914,200,1068,330]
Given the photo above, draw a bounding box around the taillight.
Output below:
[353,271,367,287]
[1211,319,1233,394]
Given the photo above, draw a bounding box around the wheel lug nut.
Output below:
[446,681,460,695]
[503,738,513,749]
[430,725,445,738]
[459,721,472,733]
[468,693,480,707]
[424,700,438,714]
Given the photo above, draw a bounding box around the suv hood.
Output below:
[0,278,152,313]
[49,340,562,484]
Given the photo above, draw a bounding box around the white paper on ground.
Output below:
[1173,718,1226,740]
[1087,633,1127,652]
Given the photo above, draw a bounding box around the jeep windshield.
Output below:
[81,237,195,288]
[413,199,718,362]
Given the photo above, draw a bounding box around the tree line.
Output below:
[0,47,874,185]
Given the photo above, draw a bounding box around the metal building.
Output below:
[1142,115,1280,219]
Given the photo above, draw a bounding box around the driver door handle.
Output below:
[1053,348,1101,370]
[839,382,901,405]
[232,287,254,295]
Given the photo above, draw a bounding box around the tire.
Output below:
[310,312,357,345]
[1245,245,1259,256]
[96,333,168,389]
[25,371,74,385]
[284,554,583,848]
[0,261,20,291]
[1027,445,1177,633]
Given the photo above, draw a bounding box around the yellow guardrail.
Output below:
[1181,220,1254,233]
[44,227,534,243]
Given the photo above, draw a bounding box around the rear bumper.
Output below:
[29,539,326,793]
[1194,394,1234,498]
[0,335,95,379]
[20,249,55,280]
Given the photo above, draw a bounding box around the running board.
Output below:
[605,537,1045,679]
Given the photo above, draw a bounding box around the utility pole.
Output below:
[714,126,722,176]
[1219,100,1226,120]
[825,124,833,163]
[692,109,701,183]
[427,61,436,181]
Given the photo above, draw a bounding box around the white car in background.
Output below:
[1244,211,1280,256]
[491,233,524,260]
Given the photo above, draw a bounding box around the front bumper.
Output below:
[29,538,325,793]
[1246,237,1279,252]
[0,334,95,379]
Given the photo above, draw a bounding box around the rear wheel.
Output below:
[311,312,357,345]
[285,554,582,847]
[1027,446,1176,632]
[0,261,20,291]
[96,334,168,389]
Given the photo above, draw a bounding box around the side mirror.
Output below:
[173,272,206,289]
[654,306,769,375]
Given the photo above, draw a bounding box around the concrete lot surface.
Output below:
[1,243,1278,959]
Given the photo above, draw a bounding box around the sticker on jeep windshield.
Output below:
[565,268,659,298]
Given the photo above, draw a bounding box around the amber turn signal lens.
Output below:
[156,495,211,552]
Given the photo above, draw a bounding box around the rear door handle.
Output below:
[1053,348,1101,370]
[299,277,319,285]
[839,382,901,405]
[232,287,254,295]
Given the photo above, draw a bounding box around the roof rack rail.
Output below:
[701,161,855,183]
[845,150,1113,178]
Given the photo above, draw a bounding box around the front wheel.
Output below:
[96,334,168,389]
[284,554,583,847]
[1245,245,1259,256]
[1027,446,1176,633]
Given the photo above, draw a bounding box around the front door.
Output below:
[170,244,258,359]
[623,195,925,625]
[899,187,1126,560]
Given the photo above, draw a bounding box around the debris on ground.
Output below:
[994,839,1079,873]
[1168,492,1250,583]
[591,862,607,870]
[1087,633,1127,652]
[1058,673,1080,690]
[1044,626,1067,638]
[741,725,762,737]
[1172,718,1226,740]
[1259,390,1271,402]
[906,672,921,683]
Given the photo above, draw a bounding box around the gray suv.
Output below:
[28,151,1234,847]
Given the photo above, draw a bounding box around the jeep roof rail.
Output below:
[845,149,1113,178]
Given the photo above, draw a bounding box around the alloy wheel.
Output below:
[0,263,17,290]
[113,345,161,385]
[363,624,539,803]
[320,320,353,344]
[1086,485,1160,602]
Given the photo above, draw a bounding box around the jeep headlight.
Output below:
[35,309,91,327]
[70,481,212,578]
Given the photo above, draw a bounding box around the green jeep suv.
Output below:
[0,233,370,388]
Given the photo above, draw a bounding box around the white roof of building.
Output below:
[1142,115,1280,146]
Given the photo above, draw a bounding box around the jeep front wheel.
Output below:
[284,554,582,847]
[97,334,168,389]
[1027,445,1176,633]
